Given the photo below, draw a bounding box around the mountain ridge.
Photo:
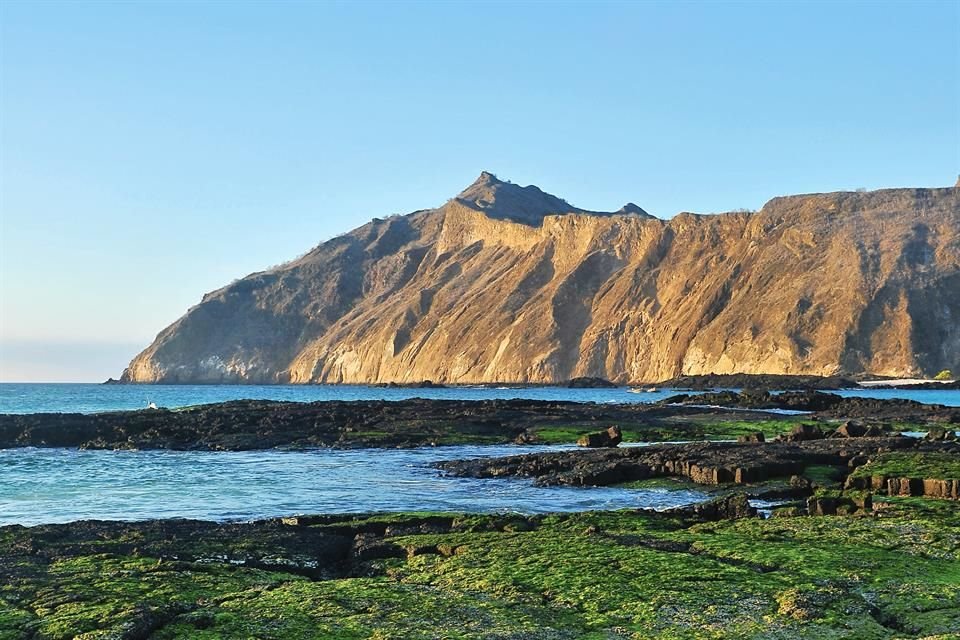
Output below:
[121,175,960,384]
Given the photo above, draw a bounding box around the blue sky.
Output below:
[0,0,957,382]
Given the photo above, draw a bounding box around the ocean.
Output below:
[2,382,960,414]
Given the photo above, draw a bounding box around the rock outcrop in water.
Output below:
[121,173,959,384]
[437,438,960,489]
[3,395,955,452]
[0,399,719,451]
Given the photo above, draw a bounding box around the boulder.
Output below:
[831,421,886,438]
[577,426,622,448]
[566,377,617,388]
[781,424,825,442]
[415,380,446,388]
[692,494,757,520]
[807,493,872,515]
[847,454,869,468]
[737,431,765,444]
[925,427,957,441]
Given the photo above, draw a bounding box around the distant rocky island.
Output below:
[120,173,959,384]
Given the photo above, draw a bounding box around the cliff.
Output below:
[121,173,960,384]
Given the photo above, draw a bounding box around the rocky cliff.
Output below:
[121,173,959,384]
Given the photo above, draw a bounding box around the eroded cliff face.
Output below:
[121,173,960,384]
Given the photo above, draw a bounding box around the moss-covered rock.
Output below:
[847,452,960,500]
[2,503,959,639]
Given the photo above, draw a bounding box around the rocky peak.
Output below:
[617,202,651,216]
[451,171,584,225]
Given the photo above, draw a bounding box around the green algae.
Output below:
[528,417,805,445]
[5,554,301,640]
[850,452,960,481]
[702,419,807,439]
[3,462,955,638]
[801,464,845,488]
[2,504,958,639]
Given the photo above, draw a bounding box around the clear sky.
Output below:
[0,0,957,382]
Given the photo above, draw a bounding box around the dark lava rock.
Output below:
[5,518,355,579]
[0,399,672,451]
[577,426,622,448]
[830,421,885,438]
[665,389,958,424]
[806,493,871,516]
[376,380,447,388]
[862,380,960,390]
[665,494,756,520]
[847,454,870,468]
[352,533,406,561]
[664,389,842,412]
[925,426,958,441]
[415,380,446,388]
[566,376,617,388]
[3,395,955,452]
[655,374,859,391]
[780,423,825,442]
[437,437,943,489]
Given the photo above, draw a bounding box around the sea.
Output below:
[2,382,960,414]
[1,383,956,526]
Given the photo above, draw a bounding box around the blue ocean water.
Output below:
[0,444,709,525]
[1,383,956,526]
[2,383,959,414]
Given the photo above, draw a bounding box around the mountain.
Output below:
[121,173,959,384]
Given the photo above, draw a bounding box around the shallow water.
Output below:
[2,383,959,414]
[0,444,709,526]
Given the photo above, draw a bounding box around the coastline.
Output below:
[2,390,958,638]
[2,391,958,451]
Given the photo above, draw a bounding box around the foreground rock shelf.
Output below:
[2,393,959,638]
[2,500,959,639]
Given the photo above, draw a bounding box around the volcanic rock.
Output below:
[577,426,623,448]
[119,175,960,384]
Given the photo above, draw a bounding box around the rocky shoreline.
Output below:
[2,391,957,451]
[3,496,959,638]
[436,437,953,487]
[0,398,760,450]
[653,373,862,390]
[2,393,959,638]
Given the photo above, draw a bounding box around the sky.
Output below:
[0,0,957,382]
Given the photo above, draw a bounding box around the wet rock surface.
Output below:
[437,438,960,488]
[576,426,622,448]
[665,389,960,422]
[845,451,960,500]
[4,502,959,638]
[3,393,957,451]
[662,493,757,520]
[565,376,617,388]
[657,374,860,390]
[0,399,726,451]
